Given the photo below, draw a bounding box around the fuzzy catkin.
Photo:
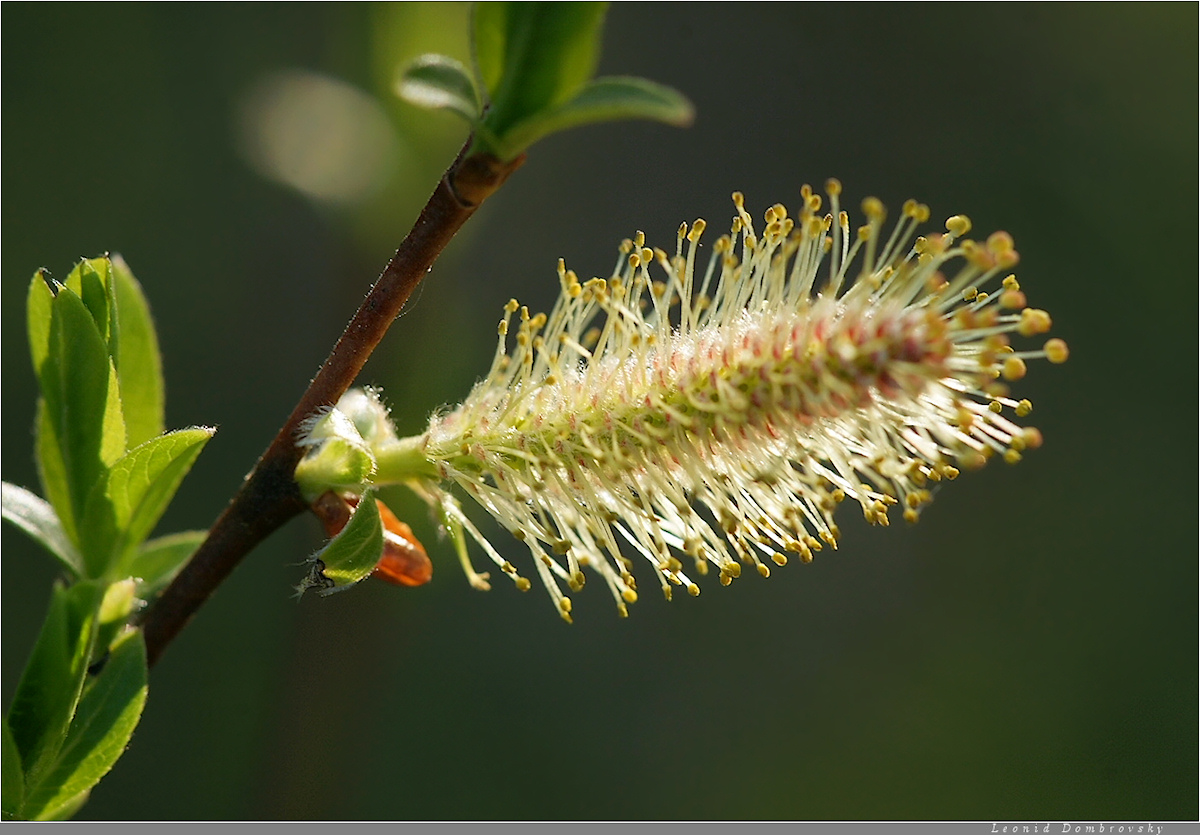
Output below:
[394,183,1067,620]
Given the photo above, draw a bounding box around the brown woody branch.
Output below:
[140,143,524,668]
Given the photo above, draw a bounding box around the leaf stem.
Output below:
[139,142,524,668]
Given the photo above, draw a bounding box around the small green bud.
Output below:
[294,406,377,501]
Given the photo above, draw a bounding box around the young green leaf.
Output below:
[110,256,165,448]
[299,489,384,595]
[463,3,693,160]
[0,482,83,578]
[34,790,90,822]
[34,402,78,549]
[91,580,140,669]
[497,76,695,157]
[474,3,606,113]
[38,287,126,557]
[71,260,112,346]
[395,54,481,123]
[2,719,23,821]
[130,530,207,597]
[475,3,608,148]
[27,270,55,380]
[7,581,105,787]
[81,428,215,576]
[21,630,147,822]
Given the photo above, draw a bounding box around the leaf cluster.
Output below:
[396,2,694,160]
[2,257,212,819]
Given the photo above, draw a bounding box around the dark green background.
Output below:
[3,3,1195,820]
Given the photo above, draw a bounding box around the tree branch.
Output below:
[140,144,524,668]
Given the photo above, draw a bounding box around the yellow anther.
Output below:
[497,319,509,336]
[559,596,572,614]
[857,224,872,241]
[988,400,1003,413]
[640,247,654,264]
[825,177,842,197]
[902,198,918,217]
[986,231,1015,254]
[1015,399,1033,417]
[914,203,930,223]
[628,253,641,269]
[505,298,519,313]
[903,508,919,524]
[1018,308,1052,337]
[634,230,645,248]
[1022,427,1044,449]
[1002,356,1027,381]
[963,286,978,301]
[1002,274,1020,290]
[958,450,987,470]
[771,553,787,566]
[861,196,885,221]
[622,588,637,604]
[1044,338,1069,363]
[687,583,700,597]
[945,215,972,236]
[515,577,532,592]
[1000,289,1027,310]
[1002,449,1021,465]
[732,191,745,209]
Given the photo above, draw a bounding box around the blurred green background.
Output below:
[3,3,1195,820]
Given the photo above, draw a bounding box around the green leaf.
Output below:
[131,530,207,597]
[2,719,23,821]
[92,580,140,668]
[471,2,508,97]
[22,630,147,821]
[81,428,215,575]
[475,2,609,148]
[110,256,165,448]
[27,270,54,380]
[1,482,83,578]
[500,76,695,155]
[37,789,89,822]
[38,287,126,557]
[74,261,112,346]
[395,54,481,123]
[34,401,77,548]
[299,489,383,595]
[7,581,105,788]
